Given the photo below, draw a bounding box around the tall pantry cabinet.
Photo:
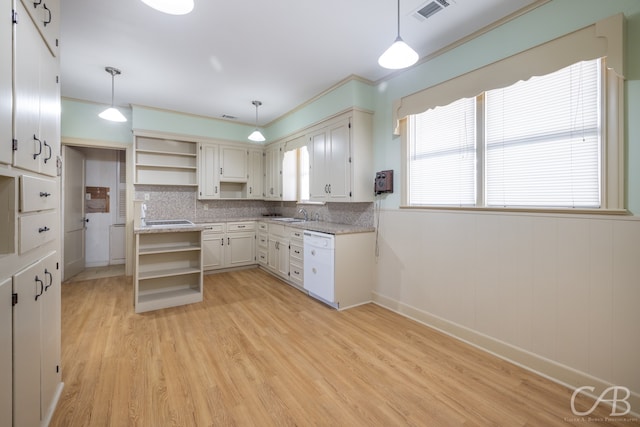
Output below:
[1,0,63,426]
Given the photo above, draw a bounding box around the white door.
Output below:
[63,146,86,280]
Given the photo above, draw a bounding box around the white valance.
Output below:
[393,13,624,134]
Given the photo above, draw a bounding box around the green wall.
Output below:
[61,0,640,214]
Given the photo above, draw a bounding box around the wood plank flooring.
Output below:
[51,268,634,426]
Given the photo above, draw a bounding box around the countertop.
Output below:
[134,218,374,235]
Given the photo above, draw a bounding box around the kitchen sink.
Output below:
[270,217,306,223]
[144,219,194,227]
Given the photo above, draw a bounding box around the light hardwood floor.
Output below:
[51,268,633,426]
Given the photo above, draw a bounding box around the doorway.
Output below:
[62,144,128,282]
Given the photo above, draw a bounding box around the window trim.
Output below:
[399,14,626,213]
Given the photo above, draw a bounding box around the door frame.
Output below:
[60,137,134,277]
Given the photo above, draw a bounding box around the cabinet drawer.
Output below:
[268,223,286,237]
[20,175,57,212]
[257,249,268,265]
[289,261,303,285]
[257,232,268,248]
[202,223,225,234]
[290,244,303,261]
[258,222,268,232]
[290,229,304,241]
[227,221,255,232]
[19,211,57,254]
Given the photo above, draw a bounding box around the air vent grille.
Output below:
[414,0,451,21]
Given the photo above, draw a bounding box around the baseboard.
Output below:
[372,291,640,418]
[42,381,64,427]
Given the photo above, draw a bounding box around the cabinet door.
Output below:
[13,259,44,427]
[267,239,278,271]
[220,146,247,182]
[198,142,219,199]
[0,277,11,427]
[13,3,43,174]
[40,251,60,418]
[0,0,11,165]
[226,232,255,267]
[276,238,290,279]
[326,120,350,201]
[202,233,224,270]
[308,130,327,201]
[38,49,60,177]
[20,0,59,56]
[247,149,264,199]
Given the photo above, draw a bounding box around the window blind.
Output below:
[484,59,600,208]
[408,97,476,206]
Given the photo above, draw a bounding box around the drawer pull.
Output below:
[40,192,51,197]
[237,225,245,228]
[38,226,50,233]
[43,3,51,26]
[294,250,300,254]
[35,276,44,301]
[33,135,42,159]
[44,269,53,291]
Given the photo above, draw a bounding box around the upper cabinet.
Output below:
[20,0,59,57]
[247,148,264,199]
[135,135,198,186]
[13,1,60,177]
[197,141,219,199]
[307,109,373,203]
[219,146,247,182]
[0,0,11,165]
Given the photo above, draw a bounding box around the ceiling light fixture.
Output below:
[98,66,127,123]
[378,0,419,70]
[248,100,266,142]
[139,0,194,15]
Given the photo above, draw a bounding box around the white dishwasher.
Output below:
[303,230,336,308]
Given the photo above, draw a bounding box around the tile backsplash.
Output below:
[135,186,374,227]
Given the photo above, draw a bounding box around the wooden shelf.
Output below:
[135,136,198,186]
[138,267,200,280]
[138,243,200,255]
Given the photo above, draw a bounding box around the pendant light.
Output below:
[378,0,419,70]
[248,100,266,142]
[139,0,194,15]
[98,67,127,123]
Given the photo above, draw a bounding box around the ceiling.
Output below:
[60,0,539,126]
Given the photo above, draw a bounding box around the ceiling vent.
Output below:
[413,0,452,21]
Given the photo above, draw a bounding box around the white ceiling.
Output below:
[60,0,539,126]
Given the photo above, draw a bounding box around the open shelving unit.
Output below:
[134,230,202,313]
[135,136,198,186]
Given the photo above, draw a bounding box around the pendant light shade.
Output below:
[378,0,419,70]
[248,100,266,142]
[98,66,127,123]
[139,0,194,15]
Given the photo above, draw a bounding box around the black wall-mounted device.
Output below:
[374,170,393,195]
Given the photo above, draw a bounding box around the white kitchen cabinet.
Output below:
[220,146,247,182]
[198,141,220,199]
[264,143,282,200]
[309,118,350,202]
[0,0,11,165]
[19,0,60,57]
[18,210,57,254]
[202,223,225,270]
[267,223,290,280]
[202,221,256,271]
[13,1,60,177]
[0,277,11,427]
[289,228,304,287]
[307,109,373,203]
[247,149,264,199]
[13,251,61,427]
[256,222,268,266]
[135,135,198,186]
[134,230,203,313]
[20,174,57,212]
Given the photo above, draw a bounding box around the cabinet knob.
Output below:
[38,226,50,233]
[40,192,51,197]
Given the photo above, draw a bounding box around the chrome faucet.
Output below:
[297,208,308,221]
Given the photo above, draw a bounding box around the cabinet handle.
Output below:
[227,237,230,245]
[43,141,52,163]
[220,167,223,175]
[44,269,53,291]
[35,276,44,301]
[294,250,300,254]
[40,191,51,197]
[38,226,50,233]
[249,187,252,194]
[33,135,42,159]
[33,0,42,7]
[237,225,245,228]
[328,184,331,194]
[221,238,224,246]
[215,185,218,194]
[43,3,51,26]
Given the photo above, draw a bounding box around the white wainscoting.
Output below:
[373,209,640,412]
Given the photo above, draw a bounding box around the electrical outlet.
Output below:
[144,193,150,201]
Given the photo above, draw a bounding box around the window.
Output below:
[407,58,606,210]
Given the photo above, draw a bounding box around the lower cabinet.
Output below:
[267,223,290,280]
[135,230,203,313]
[13,250,61,427]
[0,277,12,427]
[289,228,304,287]
[203,221,256,271]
